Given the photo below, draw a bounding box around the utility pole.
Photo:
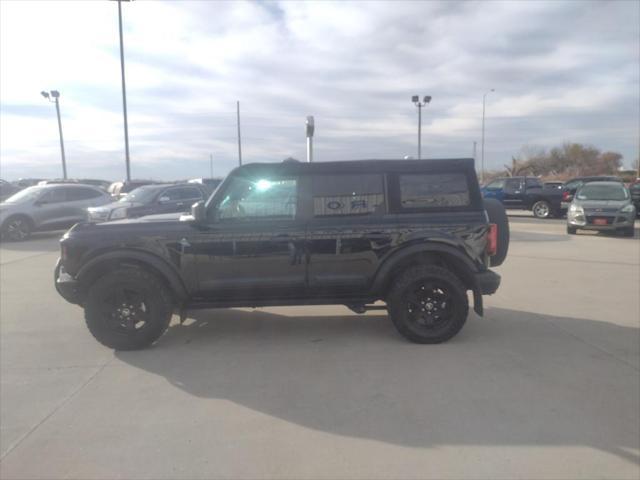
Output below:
[40,90,67,179]
[236,101,242,166]
[411,95,432,159]
[481,89,495,184]
[117,0,131,181]
[306,116,315,162]
[209,154,214,178]
[472,141,477,166]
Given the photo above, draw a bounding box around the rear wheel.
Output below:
[567,225,577,235]
[1,215,33,241]
[84,267,173,350]
[388,265,469,344]
[532,200,551,219]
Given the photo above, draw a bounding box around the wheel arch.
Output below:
[76,249,189,303]
[371,242,484,315]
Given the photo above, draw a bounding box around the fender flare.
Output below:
[76,249,189,301]
[371,242,484,315]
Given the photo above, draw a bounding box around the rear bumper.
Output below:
[475,270,501,295]
[54,259,82,304]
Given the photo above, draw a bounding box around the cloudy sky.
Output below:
[1,0,638,181]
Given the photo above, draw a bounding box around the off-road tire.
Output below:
[1,215,33,241]
[84,267,173,350]
[567,226,577,235]
[483,198,509,267]
[388,265,469,344]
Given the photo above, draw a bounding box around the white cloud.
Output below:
[1,0,638,181]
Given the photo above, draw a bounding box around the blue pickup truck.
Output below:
[481,176,564,219]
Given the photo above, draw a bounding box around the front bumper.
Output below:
[475,270,501,295]
[54,259,81,304]
[568,214,635,230]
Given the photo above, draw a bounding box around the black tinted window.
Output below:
[526,178,541,188]
[67,188,102,201]
[40,188,67,203]
[160,188,183,201]
[179,187,203,200]
[504,179,521,193]
[312,174,384,216]
[399,173,469,209]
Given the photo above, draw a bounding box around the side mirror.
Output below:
[158,196,170,204]
[191,200,206,224]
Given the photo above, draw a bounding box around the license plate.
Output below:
[593,218,608,225]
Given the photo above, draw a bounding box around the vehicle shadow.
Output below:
[115,307,640,465]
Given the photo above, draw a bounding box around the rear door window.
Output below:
[179,186,204,201]
[67,188,102,201]
[396,173,470,210]
[504,178,522,193]
[311,174,385,216]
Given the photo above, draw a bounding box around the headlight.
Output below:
[569,204,584,214]
[621,204,635,213]
[109,207,128,220]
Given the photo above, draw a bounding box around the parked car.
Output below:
[55,158,508,350]
[87,183,209,222]
[566,181,635,236]
[108,180,158,200]
[481,176,563,218]
[629,180,640,216]
[0,184,111,241]
[0,179,20,202]
[40,179,112,191]
[560,176,623,210]
[188,177,223,189]
[13,178,45,189]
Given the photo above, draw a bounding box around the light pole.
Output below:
[41,90,67,179]
[481,89,495,184]
[236,101,242,166]
[412,95,431,159]
[306,116,315,162]
[116,0,132,181]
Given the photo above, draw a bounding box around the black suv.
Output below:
[55,159,507,350]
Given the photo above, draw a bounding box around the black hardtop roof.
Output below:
[232,158,476,176]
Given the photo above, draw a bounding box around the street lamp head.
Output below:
[50,90,60,98]
[40,91,50,99]
[424,95,432,104]
[411,95,419,103]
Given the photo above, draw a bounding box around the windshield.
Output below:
[1,186,43,204]
[119,185,163,203]
[576,184,629,201]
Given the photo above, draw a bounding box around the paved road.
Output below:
[1,219,639,479]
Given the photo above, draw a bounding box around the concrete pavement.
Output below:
[1,218,638,479]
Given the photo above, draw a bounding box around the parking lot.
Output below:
[0,215,638,479]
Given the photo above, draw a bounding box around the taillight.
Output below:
[487,223,498,256]
[562,191,570,201]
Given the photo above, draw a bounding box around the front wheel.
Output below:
[84,267,173,350]
[2,216,32,241]
[567,225,577,235]
[532,200,551,219]
[388,265,469,344]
